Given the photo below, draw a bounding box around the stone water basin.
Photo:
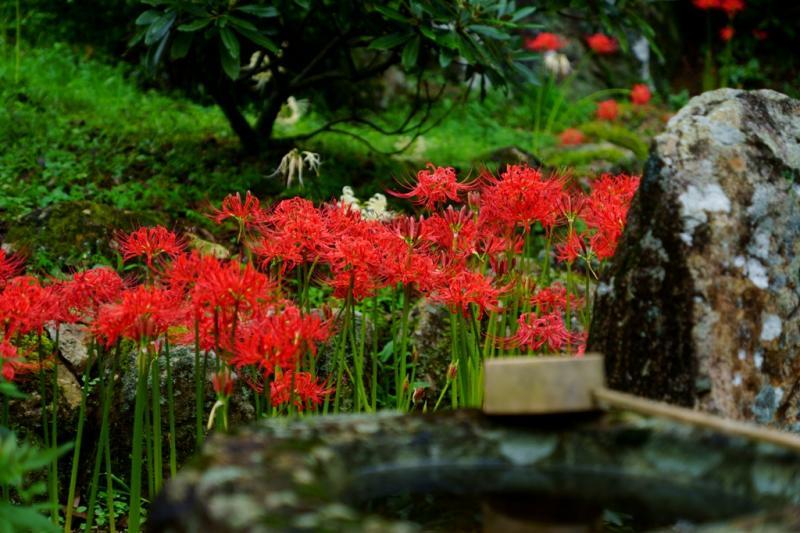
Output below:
[148,410,800,532]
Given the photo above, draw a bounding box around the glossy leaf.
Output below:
[236,5,279,17]
[401,35,420,71]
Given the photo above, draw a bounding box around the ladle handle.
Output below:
[593,386,800,454]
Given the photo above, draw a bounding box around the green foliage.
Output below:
[131,0,541,151]
[580,121,649,161]
[546,145,632,169]
[0,382,70,533]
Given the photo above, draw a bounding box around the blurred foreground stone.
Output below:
[149,410,800,532]
[589,89,800,426]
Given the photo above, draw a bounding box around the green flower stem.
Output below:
[395,285,412,410]
[194,319,204,449]
[64,342,97,532]
[128,344,149,533]
[151,349,164,493]
[36,333,56,521]
[86,344,118,530]
[371,293,379,411]
[164,339,177,477]
[50,327,60,522]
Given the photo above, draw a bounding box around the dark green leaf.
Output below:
[177,18,211,32]
[219,40,241,79]
[236,27,279,53]
[145,12,176,45]
[135,10,161,26]
[368,32,413,50]
[236,5,278,17]
[401,35,420,71]
[374,5,408,23]
[219,27,240,59]
[226,15,258,32]
[468,24,510,40]
[439,48,453,68]
[150,31,170,68]
[511,6,537,22]
[170,31,193,60]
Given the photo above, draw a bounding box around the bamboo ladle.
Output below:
[483,354,800,453]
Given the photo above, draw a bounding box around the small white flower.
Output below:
[276,96,309,126]
[340,186,362,211]
[270,148,321,188]
[543,51,571,77]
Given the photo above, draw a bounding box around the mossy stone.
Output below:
[5,200,165,269]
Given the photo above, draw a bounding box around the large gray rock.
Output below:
[589,89,800,426]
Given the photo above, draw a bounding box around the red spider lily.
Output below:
[479,165,566,234]
[0,340,17,381]
[584,174,640,260]
[377,229,439,292]
[556,232,587,263]
[558,190,587,221]
[721,0,744,16]
[188,262,277,351]
[254,198,330,272]
[525,32,566,52]
[93,285,184,346]
[631,84,651,105]
[720,25,735,41]
[508,312,571,352]
[596,99,619,121]
[56,267,125,323]
[0,249,23,287]
[212,368,235,398]
[191,261,275,314]
[529,283,584,314]
[421,206,479,257]
[117,226,186,269]
[323,232,384,301]
[0,276,59,336]
[586,33,618,54]
[390,164,474,211]
[693,0,721,8]
[232,305,330,376]
[210,191,266,228]
[164,251,223,295]
[270,370,333,410]
[559,128,585,146]
[432,267,505,318]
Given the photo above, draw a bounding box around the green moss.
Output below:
[6,200,164,272]
[580,121,650,160]
[545,144,632,169]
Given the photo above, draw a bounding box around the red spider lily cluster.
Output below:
[0,165,639,412]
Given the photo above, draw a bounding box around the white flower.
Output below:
[340,186,362,211]
[276,96,309,126]
[269,149,321,188]
[339,187,394,221]
[543,51,571,77]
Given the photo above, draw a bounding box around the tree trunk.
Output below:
[209,85,261,154]
[255,94,286,141]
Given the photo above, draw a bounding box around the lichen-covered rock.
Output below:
[588,89,800,426]
[149,410,800,532]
